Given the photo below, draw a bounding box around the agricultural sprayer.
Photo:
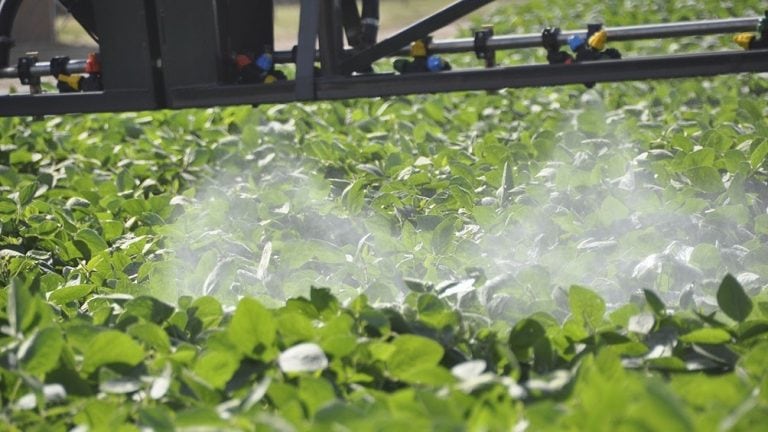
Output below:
[0,0,766,116]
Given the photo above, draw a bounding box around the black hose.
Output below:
[0,0,23,68]
[361,0,379,21]
[360,0,378,46]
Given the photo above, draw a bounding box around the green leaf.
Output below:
[186,296,224,338]
[75,229,110,256]
[341,179,365,214]
[276,312,314,345]
[127,322,171,353]
[101,220,124,241]
[679,328,732,344]
[8,276,39,336]
[75,399,131,429]
[689,244,721,271]
[644,289,666,316]
[122,198,148,216]
[19,327,64,377]
[739,341,768,378]
[669,134,693,152]
[568,285,605,330]
[417,293,459,329]
[598,196,630,226]
[48,284,94,305]
[431,216,458,253]
[497,161,514,206]
[82,331,145,374]
[685,167,724,193]
[298,377,337,417]
[0,197,17,215]
[16,181,38,207]
[403,278,432,293]
[635,380,696,431]
[609,303,641,328]
[175,408,229,429]
[508,318,546,351]
[755,214,768,236]
[194,350,241,390]
[388,335,445,383]
[320,334,358,359]
[750,139,768,170]
[683,148,715,168]
[138,407,176,432]
[317,315,355,358]
[116,169,136,193]
[227,298,276,358]
[123,296,175,324]
[310,287,339,315]
[391,365,454,385]
[737,320,768,341]
[716,274,753,322]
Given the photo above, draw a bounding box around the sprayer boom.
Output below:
[0,0,766,116]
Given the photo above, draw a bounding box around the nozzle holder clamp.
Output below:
[474,26,495,68]
[50,56,71,77]
[17,52,41,89]
[541,27,574,64]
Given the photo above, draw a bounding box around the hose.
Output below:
[361,0,378,46]
[0,0,23,67]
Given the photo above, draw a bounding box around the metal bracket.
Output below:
[745,10,768,50]
[296,0,321,100]
[341,0,493,74]
[49,56,71,77]
[18,52,41,94]
[474,26,495,67]
[586,23,603,40]
[318,0,345,76]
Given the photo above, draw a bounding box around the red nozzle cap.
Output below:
[85,53,101,74]
[235,54,252,69]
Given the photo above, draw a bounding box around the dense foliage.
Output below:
[1,0,767,430]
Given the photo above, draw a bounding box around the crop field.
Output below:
[1,0,768,430]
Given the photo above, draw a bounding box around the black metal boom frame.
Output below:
[0,0,766,117]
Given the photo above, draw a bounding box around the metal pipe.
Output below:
[272,16,760,62]
[0,58,87,79]
[4,49,766,116]
[295,0,321,99]
[422,17,761,54]
[317,50,768,100]
[1,17,760,78]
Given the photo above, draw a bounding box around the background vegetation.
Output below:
[1,0,767,430]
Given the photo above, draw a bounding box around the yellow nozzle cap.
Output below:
[264,74,277,84]
[57,74,81,90]
[734,33,755,49]
[588,30,608,51]
[411,40,427,57]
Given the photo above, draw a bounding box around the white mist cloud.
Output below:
[164,120,406,306]
[468,94,765,314]
[162,96,765,315]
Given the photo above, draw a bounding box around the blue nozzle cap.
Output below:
[256,54,273,71]
[427,55,444,72]
[568,35,585,51]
